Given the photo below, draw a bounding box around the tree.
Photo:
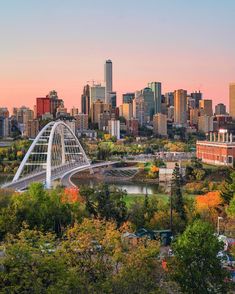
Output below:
[171,163,186,221]
[220,171,235,205]
[0,228,69,293]
[168,220,228,294]
[80,184,127,227]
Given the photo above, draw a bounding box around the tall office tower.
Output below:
[148,82,161,113]
[199,99,213,117]
[119,103,133,120]
[136,87,155,122]
[90,100,111,124]
[81,84,90,115]
[104,59,113,103]
[50,96,64,119]
[153,113,167,137]
[215,103,226,115]
[198,115,214,133]
[0,108,9,138]
[174,89,187,126]
[90,84,105,103]
[123,93,135,104]
[165,92,174,106]
[191,91,202,108]
[109,92,117,109]
[229,83,235,120]
[190,108,199,126]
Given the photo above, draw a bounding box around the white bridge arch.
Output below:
[11,120,90,189]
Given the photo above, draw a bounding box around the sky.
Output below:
[0,0,235,112]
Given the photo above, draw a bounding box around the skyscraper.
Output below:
[199,99,213,117]
[215,103,226,115]
[123,93,135,104]
[229,83,235,120]
[90,84,105,103]
[148,82,161,114]
[191,91,202,108]
[81,84,90,115]
[104,60,113,103]
[174,89,187,126]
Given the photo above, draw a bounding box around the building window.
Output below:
[228,156,233,164]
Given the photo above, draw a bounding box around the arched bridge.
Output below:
[2,121,116,191]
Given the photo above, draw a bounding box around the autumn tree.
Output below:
[196,191,222,224]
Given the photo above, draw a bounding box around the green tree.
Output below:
[0,228,69,293]
[171,163,186,221]
[168,220,228,294]
[80,184,127,227]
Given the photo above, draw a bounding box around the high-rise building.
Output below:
[81,84,90,115]
[90,84,105,103]
[0,108,9,138]
[199,99,213,117]
[190,108,199,126]
[123,93,135,104]
[99,110,111,130]
[90,100,111,124]
[74,113,88,131]
[119,103,133,121]
[215,103,226,115]
[165,92,174,106]
[148,82,161,113]
[134,88,154,125]
[108,119,120,139]
[229,83,235,120]
[104,60,113,103]
[191,91,202,108]
[25,119,39,138]
[109,92,117,109]
[153,113,167,137]
[198,115,213,133]
[174,89,187,126]
[36,97,50,118]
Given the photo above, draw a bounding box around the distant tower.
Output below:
[174,89,187,126]
[148,82,162,114]
[229,83,235,120]
[81,84,90,115]
[104,60,113,104]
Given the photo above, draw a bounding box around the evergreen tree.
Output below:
[220,171,235,205]
[171,163,186,221]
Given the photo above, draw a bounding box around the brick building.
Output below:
[196,130,235,167]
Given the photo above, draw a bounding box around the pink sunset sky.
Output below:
[0,0,235,112]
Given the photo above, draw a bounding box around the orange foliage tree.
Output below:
[62,187,84,204]
[196,191,222,223]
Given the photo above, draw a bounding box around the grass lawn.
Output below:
[124,192,195,207]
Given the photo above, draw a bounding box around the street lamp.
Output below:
[217,216,223,235]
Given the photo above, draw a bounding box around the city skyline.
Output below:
[1,0,235,110]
